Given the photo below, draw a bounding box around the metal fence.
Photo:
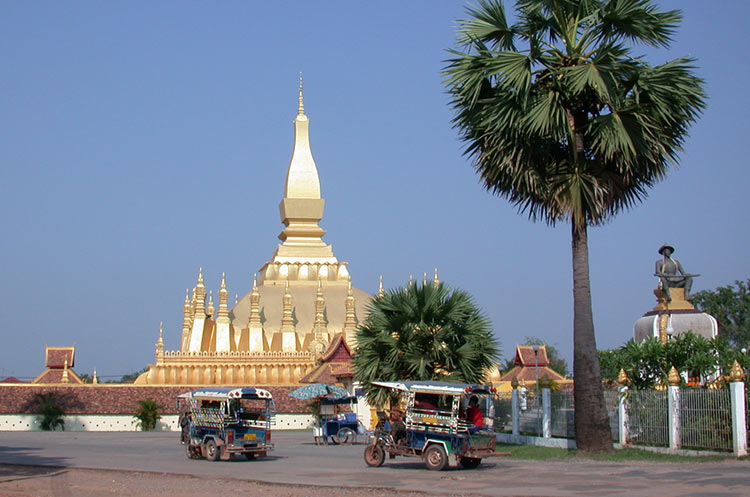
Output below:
[627,389,669,447]
[550,391,574,438]
[518,390,542,436]
[680,389,732,451]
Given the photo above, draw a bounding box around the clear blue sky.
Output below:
[1,1,748,380]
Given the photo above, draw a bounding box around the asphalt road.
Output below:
[0,431,748,497]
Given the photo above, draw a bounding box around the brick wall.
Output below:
[0,385,313,415]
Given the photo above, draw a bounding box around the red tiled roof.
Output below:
[32,368,84,385]
[0,377,26,383]
[499,365,564,383]
[514,345,550,367]
[320,334,352,362]
[45,346,75,369]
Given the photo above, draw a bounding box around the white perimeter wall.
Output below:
[0,413,316,432]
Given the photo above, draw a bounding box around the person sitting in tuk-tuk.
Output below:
[466,395,483,433]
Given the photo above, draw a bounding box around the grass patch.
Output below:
[496,443,732,463]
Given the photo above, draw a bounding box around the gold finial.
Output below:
[409,275,414,287]
[423,272,428,286]
[433,268,439,285]
[184,288,190,306]
[220,272,226,291]
[92,368,98,384]
[253,273,258,290]
[298,72,305,115]
[348,274,353,294]
[378,275,384,297]
[234,293,239,305]
[668,366,680,386]
[61,358,69,384]
[158,321,164,345]
[197,267,204,285]
[510,377,519,389]
[617,368,629,385]
[207,290,215,316]
[730,360,744,382]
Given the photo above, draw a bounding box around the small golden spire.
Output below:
[198,267,204,285]
[234,294,239,305]
[668,366,680,386]
[61,358,69,384]
[158,321,164,346]
[378,275,384,297]
[218,273,229,318]
[730,360,744,382]
[617,368,629,386]
[207,290,215,316]
[423,272,428,286]
[409,275,414,287]
[156,321,164,364]
[433,268,439,285]
[253,273,258,291]
[92,368,98,384]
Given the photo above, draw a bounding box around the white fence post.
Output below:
[618,385,629,446]
[729,361,747,457]
[542,388,551,438]
[511,388,520,436]
[667,367,681,450]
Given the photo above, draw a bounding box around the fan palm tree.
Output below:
[444,0,705,451]
[353,281,499,408]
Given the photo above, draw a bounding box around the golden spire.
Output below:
[92,368,98,384]
[217,273,229,319]
[206,290,215,317]
[187,268,208,352]
[156,321,164,365]
[310,277,329,356]
[234,294,239,306]
[378,275,384,297]
[433,268,440,285]
[423,272,428,286]
[61,359,69,384]
[409,275,414,287]
[280,279,297,352]
[343,276,357,344]
[247,274,264,352]
[180,289,192,351]
[298,72,305,115]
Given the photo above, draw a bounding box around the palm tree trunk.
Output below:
[572,220,613,452]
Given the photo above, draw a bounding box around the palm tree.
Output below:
[444,0,705,451]
[353,281,499,408]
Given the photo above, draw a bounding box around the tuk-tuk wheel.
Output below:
[459,456,481,469]
[333,427,355,444]
[364,444,385,467]
[423,445,448,471]
[204,439,220,461]
[244,452,257,460]
[185,444,201,460]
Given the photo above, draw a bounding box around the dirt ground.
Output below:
[0,465,488,497]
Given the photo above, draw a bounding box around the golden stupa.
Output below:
[136,79,373,385]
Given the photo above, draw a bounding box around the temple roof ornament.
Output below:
[433,268,440,285]
[378,275,384,297]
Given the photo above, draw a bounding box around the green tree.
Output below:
[692,279,750,349]
[444,0,705,451]
[353,281,499,408]
[119,367,148,383]
[134,398,162,431]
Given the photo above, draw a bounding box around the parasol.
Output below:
[288,383,349,400]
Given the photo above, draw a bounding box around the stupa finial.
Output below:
[378,275,384,297]
[433,268,440,285]
[298,72,305,115]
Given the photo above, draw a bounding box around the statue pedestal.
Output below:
[634,287,717,343]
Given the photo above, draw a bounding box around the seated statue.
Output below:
[654,244,699,301]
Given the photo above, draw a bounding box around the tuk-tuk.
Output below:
[363,380,499,471]
[177,387,275,461]
[316,396,362,444]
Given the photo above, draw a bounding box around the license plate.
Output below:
[244,433,256,440]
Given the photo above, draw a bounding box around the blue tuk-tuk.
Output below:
[178,387,275,461]
[363,381,499,470]
[316,396,361,444]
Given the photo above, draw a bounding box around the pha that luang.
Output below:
[136,82,372,385]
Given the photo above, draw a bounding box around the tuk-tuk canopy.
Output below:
[370,380,494,396]
[180,387,273,401]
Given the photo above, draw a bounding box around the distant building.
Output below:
[498,345,568,386]
[32,346,83,384]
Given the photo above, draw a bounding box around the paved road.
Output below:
[0,431,748,497]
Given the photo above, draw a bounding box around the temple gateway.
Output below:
[136,83,373,385]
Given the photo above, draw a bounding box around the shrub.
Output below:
[134,398,162,431]
[26,392,65,431]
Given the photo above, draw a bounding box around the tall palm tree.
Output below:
[353,281,499,408]
[444,0,705,451]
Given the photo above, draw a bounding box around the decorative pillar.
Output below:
[156,322,165,366]
[667,366,681,450]
[542,388,551,438]
[617,368,630,446]
[510,377,520,436]
[729,361,747,457]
